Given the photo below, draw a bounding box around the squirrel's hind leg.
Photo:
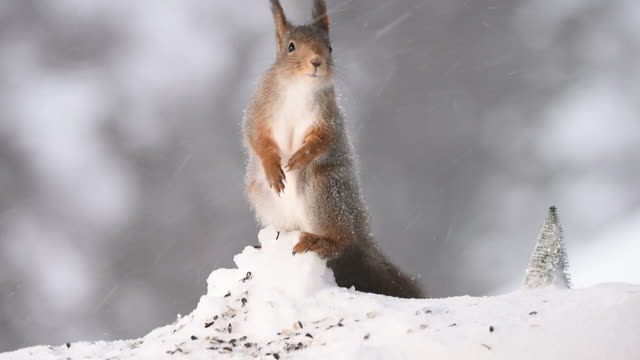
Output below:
[292,232,347,259]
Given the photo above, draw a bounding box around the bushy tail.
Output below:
[328,239,425,298]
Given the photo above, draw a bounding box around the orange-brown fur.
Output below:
[286,124,334,172]
[249,121,286,194]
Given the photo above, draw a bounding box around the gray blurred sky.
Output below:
[1,0,639,352]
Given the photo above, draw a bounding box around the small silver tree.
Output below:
[524,206,571,289]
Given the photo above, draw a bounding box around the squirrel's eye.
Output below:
[329,46,333,53]
[288,42,296,53]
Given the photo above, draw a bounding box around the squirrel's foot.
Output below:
[263,159,286,194]
[292,232,342,258]
[286,148,314,171]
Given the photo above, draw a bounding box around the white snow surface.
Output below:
[2,228,639,360]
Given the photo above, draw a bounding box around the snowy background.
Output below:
[0,0,639,352]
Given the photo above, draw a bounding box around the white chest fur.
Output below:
[257,80,320,233]
[271,80,318,158]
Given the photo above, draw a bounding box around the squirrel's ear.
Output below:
[270,0,290,53]
[312,0,330,32]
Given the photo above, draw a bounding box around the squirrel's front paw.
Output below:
[292,232,341,259]
[286,148,313,171]
[264,159,286,194]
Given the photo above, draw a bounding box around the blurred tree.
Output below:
[524,206,571,289]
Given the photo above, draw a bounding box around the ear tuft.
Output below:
[270,0,290,54]
[312,0,330,32]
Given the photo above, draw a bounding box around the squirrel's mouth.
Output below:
[307,71,324,78]
[302,67,329,80]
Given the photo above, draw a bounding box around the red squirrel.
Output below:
[243,0,424,298]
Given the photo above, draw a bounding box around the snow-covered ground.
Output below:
[2,228,639,360]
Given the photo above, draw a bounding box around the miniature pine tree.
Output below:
[524,206,572,289]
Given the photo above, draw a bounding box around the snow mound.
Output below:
[2,228,640,360]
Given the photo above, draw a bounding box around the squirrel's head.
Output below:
[269,0,333,85]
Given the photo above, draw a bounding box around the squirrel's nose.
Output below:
[311,58,322,69]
